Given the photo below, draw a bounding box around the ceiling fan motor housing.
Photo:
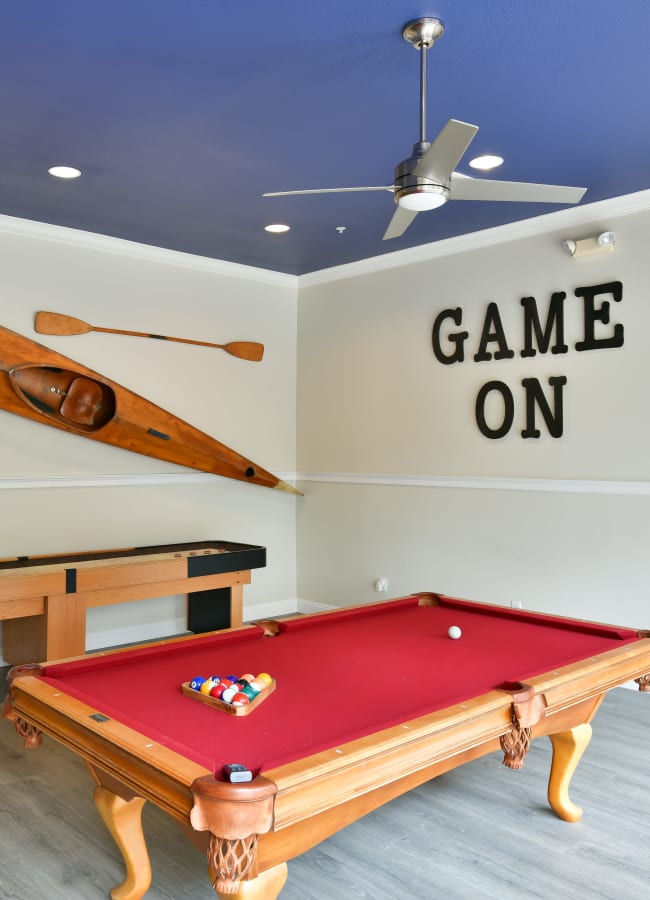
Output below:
[393,145,450,209]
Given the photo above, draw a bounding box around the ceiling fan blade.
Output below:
[413,119,479,182]
[263,186,394,197]
[449,174,587,204]
[383,206,418,240]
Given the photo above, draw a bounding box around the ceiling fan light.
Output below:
[398,185,448,211]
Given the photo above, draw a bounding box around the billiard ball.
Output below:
[231,692,250,706]
[189,677,206,691]
[222,685,238,703]
[210,683,227,699]
[256,672,272,685]
[448,625,462,640]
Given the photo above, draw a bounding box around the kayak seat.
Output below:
[60,377,106,427]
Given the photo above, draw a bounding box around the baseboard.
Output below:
[86,617,188,652]
[83,598,304,653]
[297,598,337,614]
[244,598,301,621]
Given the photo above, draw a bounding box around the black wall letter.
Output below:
[475,381,514,439]
[473,303,515,362]
[432,308,468,364]
[574,281,624,351]
[520,292,569,357]
[521,376,567,438]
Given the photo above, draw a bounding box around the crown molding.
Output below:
[0,213,298,289]
[3,190,649,292]
[297,188,650,287]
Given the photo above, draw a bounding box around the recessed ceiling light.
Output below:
[468,155,504,171]
[48,165,82,179]
[264,223,290,233]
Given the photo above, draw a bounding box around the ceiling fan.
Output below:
[263,18,587,240]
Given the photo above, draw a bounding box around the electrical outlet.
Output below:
[375,577,388,592]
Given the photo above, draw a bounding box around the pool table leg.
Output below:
[93,785,152,900]
[212,862,288,899]
[547,723,592,823]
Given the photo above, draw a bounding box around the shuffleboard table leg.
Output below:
[212,862,288,899]
[547,723,592,823]
[93,786,152,900]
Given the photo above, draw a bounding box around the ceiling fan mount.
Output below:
[263,19,587,239]
[402,17,445,50]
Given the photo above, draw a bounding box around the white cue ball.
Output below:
[448,625,462,640]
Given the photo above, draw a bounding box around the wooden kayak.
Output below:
[0,325,299,493]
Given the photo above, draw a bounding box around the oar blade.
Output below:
[224,341,265,362]
[34,311,93,336]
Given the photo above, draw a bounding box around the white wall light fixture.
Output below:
[562,231,617,258]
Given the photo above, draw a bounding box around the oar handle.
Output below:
[93,327,264,361]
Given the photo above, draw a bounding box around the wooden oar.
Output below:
[34,311,264,362]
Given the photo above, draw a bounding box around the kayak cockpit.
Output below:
[9,365,116,432]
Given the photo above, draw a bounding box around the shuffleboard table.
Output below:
[0,540,265,664]
[4,592,650,899]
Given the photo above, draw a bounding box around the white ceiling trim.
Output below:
[0,213,298,289]
[1,188,649,290]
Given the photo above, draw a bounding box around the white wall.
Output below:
[3,197,649,667]
[0,219,298,662]
[296,204,650,628]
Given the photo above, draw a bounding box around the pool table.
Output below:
[4,592,650,899]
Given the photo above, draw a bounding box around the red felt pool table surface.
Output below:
[38,594,638,774]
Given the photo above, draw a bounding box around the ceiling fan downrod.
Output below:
[403,18,444,153]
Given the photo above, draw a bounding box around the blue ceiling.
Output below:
[2,1,649,276]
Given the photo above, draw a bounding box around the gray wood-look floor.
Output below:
[1,679,648,900]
